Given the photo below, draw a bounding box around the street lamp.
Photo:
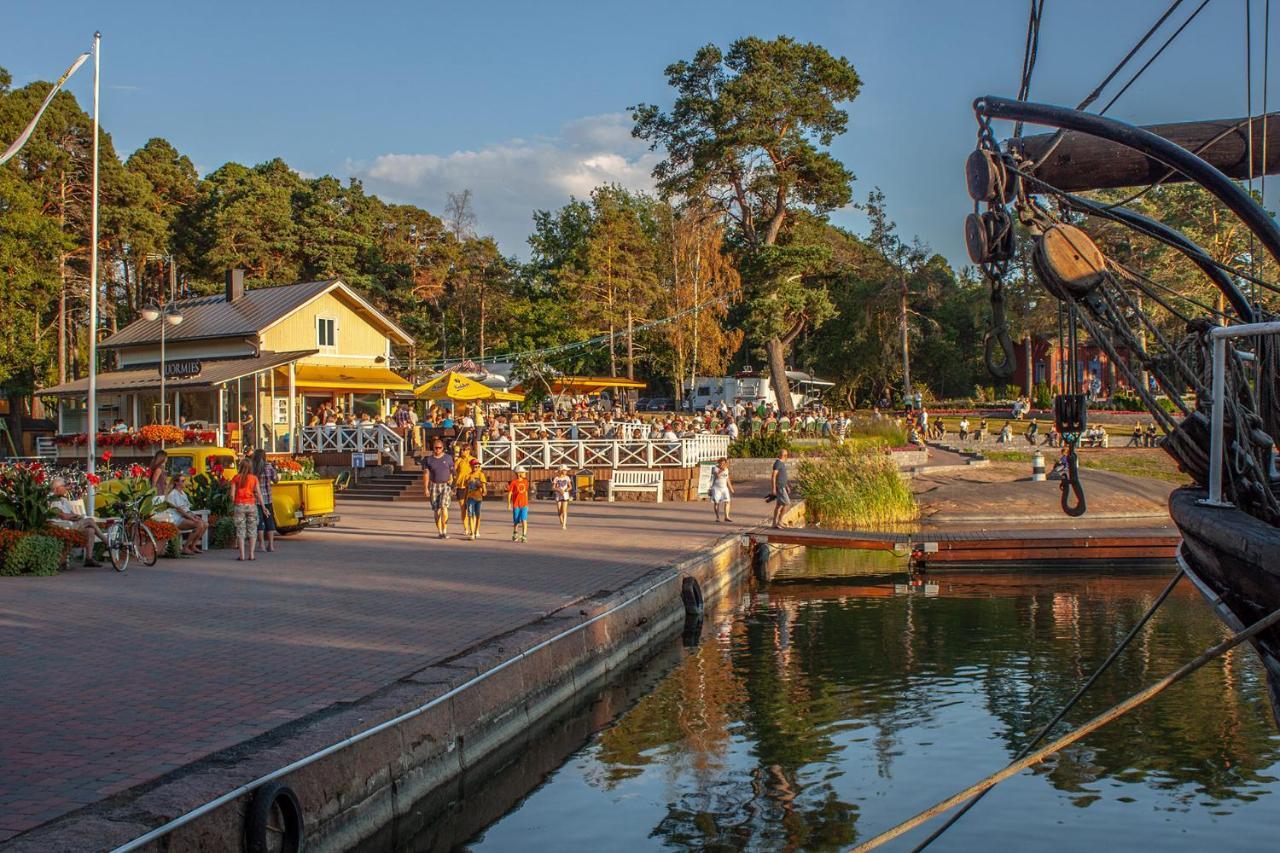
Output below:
[142,303,185,426]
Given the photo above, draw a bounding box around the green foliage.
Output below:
[100,478,167,521]
[729,433,791,458]
[2,534,62,576]
[798,446,918,529]
[844,416,907,446]
[0,465,55,531]
[209,515,236,549]
[1033,382,1053,409]
[187,473,232,516]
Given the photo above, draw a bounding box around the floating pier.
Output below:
[749,526,1180,568]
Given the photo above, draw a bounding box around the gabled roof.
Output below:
[39,350,317,396]
[100,279,413,349]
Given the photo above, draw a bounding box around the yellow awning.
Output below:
[415,371,525,402]
[516,375,647,395]
[282,364,413,392]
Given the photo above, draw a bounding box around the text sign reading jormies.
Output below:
[162,359,202,380]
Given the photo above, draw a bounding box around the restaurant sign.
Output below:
[163,359,202,380]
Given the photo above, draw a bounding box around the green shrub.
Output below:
[798,445,919,529]
[1032,382,1053,409]
[209,515,236,549]
[188,473,232,516]
[2,534,63,576]
[844,417,907,446]
[729,433,791,459]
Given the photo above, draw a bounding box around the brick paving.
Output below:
[0,491,770,844]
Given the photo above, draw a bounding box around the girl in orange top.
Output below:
[231,459,264,561]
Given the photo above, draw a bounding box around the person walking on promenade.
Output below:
[551,466,573,529]
[1129,423,1143,446]
[508,465,530,542]
[462,465,487,540]
[454,443,477,535]
[770,448,791,529]
[252,449,278,552]
[231,458,264,561]
[425,439,456,539]
[709,457,735,523]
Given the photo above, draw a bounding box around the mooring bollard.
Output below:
[1031,450,1046,481]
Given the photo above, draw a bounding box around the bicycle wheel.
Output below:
[134,522,159,567]
[107,524,130,572]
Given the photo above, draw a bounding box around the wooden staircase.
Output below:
[337,459,426,503]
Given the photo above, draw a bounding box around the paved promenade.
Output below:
[0,492,771,844]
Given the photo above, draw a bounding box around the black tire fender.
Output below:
[245,781,304,853]
[681,576,704,616]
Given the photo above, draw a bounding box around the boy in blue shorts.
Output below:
[507,465,530,542]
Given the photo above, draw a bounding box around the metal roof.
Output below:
[38,350,317,396]
[100,279,414,349]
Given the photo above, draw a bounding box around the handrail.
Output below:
[474,434,729,469]
[298,425,404,466]
[1202,321,1280,506]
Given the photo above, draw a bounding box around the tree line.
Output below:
[4,36,1248,421]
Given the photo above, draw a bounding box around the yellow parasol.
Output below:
[414,371,525,402]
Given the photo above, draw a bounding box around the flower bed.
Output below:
[54,428,219,449]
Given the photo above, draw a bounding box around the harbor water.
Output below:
[407,549,1280,851]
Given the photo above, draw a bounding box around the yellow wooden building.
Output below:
[42,270,414,451]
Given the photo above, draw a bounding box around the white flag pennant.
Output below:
[0,49,91,167]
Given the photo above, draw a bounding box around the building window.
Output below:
[317,316,337,349]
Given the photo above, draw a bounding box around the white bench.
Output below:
[607,469,664,502]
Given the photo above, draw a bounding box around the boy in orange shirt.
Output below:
[507,465,530,542]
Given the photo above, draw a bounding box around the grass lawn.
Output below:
[982,448,1191,484]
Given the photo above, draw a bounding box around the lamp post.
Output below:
[141,302,185,429]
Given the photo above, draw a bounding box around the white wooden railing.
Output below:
[299,424,405,466]
[506,419,649,441]
[475,434,729,470]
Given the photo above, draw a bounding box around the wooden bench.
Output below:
[607,469,663,502]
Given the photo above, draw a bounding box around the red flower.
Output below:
[102,450,113,461]
[189,467,197,475]
[129,464,145,478]
[86,473,101,485]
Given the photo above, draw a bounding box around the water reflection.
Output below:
[464,552,1280,851]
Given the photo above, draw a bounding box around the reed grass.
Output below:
[797,444,919,529]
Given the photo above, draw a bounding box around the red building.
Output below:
[1010,336,1131,396]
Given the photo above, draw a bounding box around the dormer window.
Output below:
[317,316,337,350]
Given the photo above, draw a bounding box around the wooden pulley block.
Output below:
[966,149,1018,203]
[1035,223,1106,298]
[964,213,989,264]
[965,209,1015,265]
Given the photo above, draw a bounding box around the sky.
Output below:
[3,0,1275,267]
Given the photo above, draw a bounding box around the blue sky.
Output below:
[3,0,1273,266]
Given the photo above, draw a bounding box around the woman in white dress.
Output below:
[708,457,734,523]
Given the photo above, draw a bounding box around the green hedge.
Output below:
[2,534,63,576]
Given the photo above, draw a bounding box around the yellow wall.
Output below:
[260,290,390,363]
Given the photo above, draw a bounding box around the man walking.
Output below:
[770,448,791,529]
[424,440,455,539]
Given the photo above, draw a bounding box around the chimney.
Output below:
[226,269,245,303]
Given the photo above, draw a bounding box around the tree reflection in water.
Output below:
[471,559,1280,852]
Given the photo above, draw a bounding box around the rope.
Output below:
[853,600,1280,852]
[1014,0,1048,138]
[1097,0,1215,115]
[911,569,1186,851]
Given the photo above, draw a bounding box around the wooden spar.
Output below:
[1010,112,1280,192]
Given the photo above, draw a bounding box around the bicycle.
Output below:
[104,502,159,572]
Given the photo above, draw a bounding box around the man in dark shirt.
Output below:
[424,440,455,539]
[771,448,791,529]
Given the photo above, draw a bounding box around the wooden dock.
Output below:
[750,526,1181,568]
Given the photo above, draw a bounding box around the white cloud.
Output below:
[351,112,661,257]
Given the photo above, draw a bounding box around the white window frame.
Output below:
[316,315,338,351]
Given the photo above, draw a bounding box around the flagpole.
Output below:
[87,31,101,508]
